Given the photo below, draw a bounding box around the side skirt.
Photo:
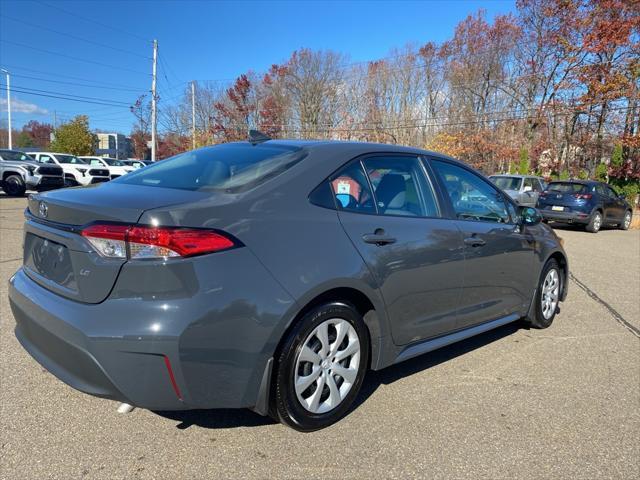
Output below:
[394,313,520,365]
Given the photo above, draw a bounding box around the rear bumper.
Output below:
[540,209,591,224]
[9,248,295,411]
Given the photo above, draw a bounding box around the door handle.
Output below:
[362,229,396,246]
[464,236,486,247]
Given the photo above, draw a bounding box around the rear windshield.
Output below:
[0,150,35,161]
[491,176,522,191]
[116,143,306,192]
[547,182,587,193]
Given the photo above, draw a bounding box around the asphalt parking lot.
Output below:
[1,194,638,479]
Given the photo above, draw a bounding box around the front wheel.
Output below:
[526,259,562,329]
[271,303,369,432]
[2,174,26,196]
[620,210,632,231]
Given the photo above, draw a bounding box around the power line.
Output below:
[1,40,149,75]
[0,64,146,90]
[35,0,151,43]
[9,73,144,93]
[0,14,149,59]
[0,86,134,107]
[1,85,132,105]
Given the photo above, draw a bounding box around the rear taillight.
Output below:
[573,193,592,200]
[81,223,237,259]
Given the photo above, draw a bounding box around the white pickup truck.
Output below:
[79,156,135,180]
[27,152,110,187]
[0,149,64,196]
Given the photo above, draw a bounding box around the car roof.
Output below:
[205,139,460,164]
[548,179,599,185]
[489,174,541,179]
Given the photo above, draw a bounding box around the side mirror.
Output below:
[520,206,542,226]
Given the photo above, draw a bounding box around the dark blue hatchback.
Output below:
[537,180,633,232]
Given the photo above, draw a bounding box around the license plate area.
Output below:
[24,233,77,291]
[551,206,565,211]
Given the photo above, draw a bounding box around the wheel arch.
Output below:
[547,250,569,301]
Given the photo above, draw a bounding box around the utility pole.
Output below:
[191,81,196,150]
[53,110,57,129]
[1,68,12,149]
[151,39,158,162]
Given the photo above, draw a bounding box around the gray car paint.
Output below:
[9,140,568,413]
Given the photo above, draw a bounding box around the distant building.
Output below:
[95,133,132,159]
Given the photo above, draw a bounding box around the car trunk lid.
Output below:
[23,183,210,303]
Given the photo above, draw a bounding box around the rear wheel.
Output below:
[585,211,602,233]
[620,210,632,231]
[271,303,369,432]
[3,174,26,196]
[526,259,562,329]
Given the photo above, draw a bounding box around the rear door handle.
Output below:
[362,230,396,246]
[464,236,486,247]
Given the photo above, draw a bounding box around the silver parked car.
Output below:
[490,174,547,207]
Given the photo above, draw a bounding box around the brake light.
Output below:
[573,193,592,200]
[81,223,237,259]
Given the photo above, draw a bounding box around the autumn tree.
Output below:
[50,115,97,156]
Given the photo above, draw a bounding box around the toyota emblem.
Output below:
[39,201,48,218]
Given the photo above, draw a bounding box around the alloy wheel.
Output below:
[294,318,360,414]
[593,213,602,231]
[624,212,631,229]
[541,268,560,320]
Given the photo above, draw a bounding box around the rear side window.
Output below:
[362,155,438,217]
[547,182,587,194]
[329,161,375,214]
[116,143,306,192]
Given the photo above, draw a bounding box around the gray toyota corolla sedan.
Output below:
[9,137,568,431]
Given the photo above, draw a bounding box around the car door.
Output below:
[334,154,465,346]
[604,185,626,222]
[595,183,617,222]
[429,159,536,330]
[521,177,538,207]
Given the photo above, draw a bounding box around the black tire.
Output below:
[2,174,26,196]
[64,175,79,187]
[526,259,562,329]
[620,210,632,231]
[585,211,602,233]
[271,302,369,432]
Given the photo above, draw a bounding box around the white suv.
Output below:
[79,156,134,180]
[27,152,110,187]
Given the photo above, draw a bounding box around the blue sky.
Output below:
[0,0,515,134]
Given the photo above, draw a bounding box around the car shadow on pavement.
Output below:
[154,322,520,431]
[353,322,521,411]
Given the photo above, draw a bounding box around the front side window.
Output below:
[605,185,619,199]
[432,160,510,223]
[523,178,534,192]
[492,176,522,191]
[37,155,55,164]
[363,156,438,217]
[116,143,306,192]
[55,154,86,164]
[0,151,34,161]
